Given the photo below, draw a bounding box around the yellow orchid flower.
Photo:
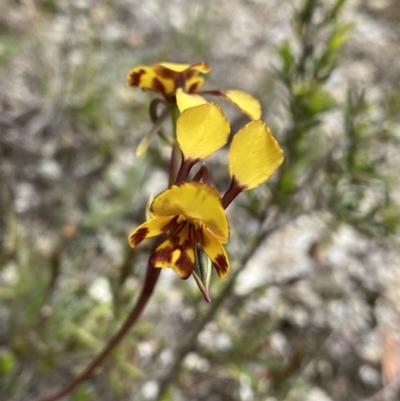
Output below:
[129,182,230,280]
[127,62,211,98]
[127,62,261,120]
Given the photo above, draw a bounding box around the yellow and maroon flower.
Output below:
[127,61,261,120]
[127,62,211,99]
[128,182,230,280]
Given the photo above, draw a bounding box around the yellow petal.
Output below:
[185,76,205,93]
[150,182,229,243]
[176,89,207,113]
[229,120,284,190]
[150,223,195,279]
[157,62,191,72]
[156,62,211,74]
[220,90,262,120]
[198,227,230,278]
[126,65,174,95]
[128,216,177,247]
[176,103,230,161]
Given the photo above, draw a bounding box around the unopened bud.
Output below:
[192,244,212,302]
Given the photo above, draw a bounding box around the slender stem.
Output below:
[38,264,161,401]
[169,103,180,140]
[38,94,184,401]
[200,164,211,185]
[167,102,183,185]
[136,107,170,158]
[169,142,181,186]
[192,164,211,184]
[192,163,210,184]
[149,99,168,123]
[175,159,196,184]
[222,177,244,209]
[192,165,203,182]
[148,107,170,135]
[196,90,223,96]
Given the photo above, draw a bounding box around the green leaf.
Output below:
[328,23,352,53]
[277,40,295,77]
[307,87,336,114]
[0,349,16,375]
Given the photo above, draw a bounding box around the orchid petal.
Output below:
[177,103,230,161]
[219,90,261,120]
[128,216,177,247]
[229,120,284,190]
[126,66,174,95]
[198,227,230,278]
[176,89,207,113]
[150,223,195,279]
[156,62,191,72]
[156,62,211,74]
[185,76,206,93]
[150,182,229,243]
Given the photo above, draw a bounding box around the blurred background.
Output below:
[1,0,400,400]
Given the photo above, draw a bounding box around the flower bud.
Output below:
[192,244,212,303]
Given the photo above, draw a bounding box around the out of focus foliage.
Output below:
[1,0,400,400]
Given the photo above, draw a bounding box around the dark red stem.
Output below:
[192,163,210,184]
[222,177,244,209]
[196,90,222,96]
[175,159,196,184]
[169,142,180,186]
[38,264,161,401]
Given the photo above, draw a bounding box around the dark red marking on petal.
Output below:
[187,224,196,244]
[129,227,149,246]
[153,65,180,80]
[170,221,185,236]
[150,246,173,265]
[150,244,194,280]
[187,81,201,93]
[161,216,179,232]
[150,223,195,280]
[152,77,168,98]
[153,66,198,92]
[175,70,197,92]
[172,247,194,279]
[182,69,197,81]
[127,68,146,86]
[213,254,229,277]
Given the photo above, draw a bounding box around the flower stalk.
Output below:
[39,263,161,401]
[38,60,284,400]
